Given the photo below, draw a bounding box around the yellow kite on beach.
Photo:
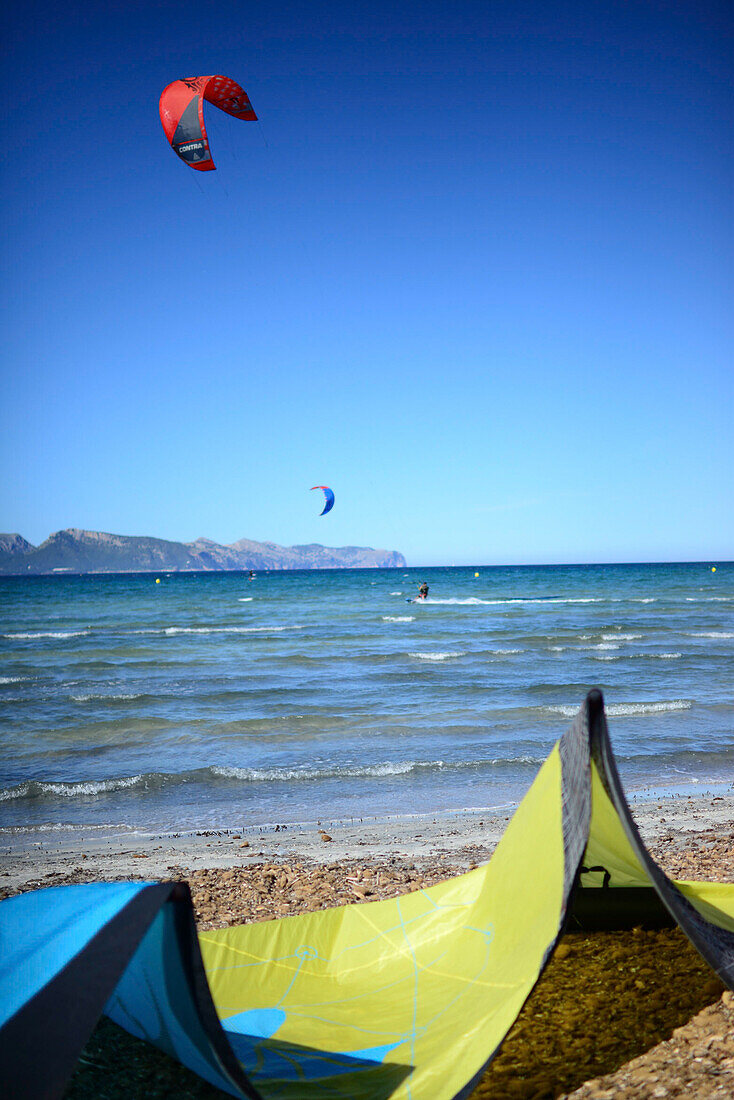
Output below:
[2,691,734,1100]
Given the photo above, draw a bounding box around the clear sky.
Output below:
[2,0,732,565]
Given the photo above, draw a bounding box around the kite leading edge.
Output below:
[159,75,257,171]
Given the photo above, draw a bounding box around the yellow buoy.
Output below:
[711,566,716,572]
[155,578,161,584]
[474,572,479,577]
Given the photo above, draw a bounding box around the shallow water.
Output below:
[0,562,732,833]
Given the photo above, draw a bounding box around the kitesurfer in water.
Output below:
[418,582,429,600]
[248,570,255,580]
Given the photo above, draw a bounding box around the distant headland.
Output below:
[0,529,407,574]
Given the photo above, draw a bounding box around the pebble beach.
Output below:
[3,787,733,896]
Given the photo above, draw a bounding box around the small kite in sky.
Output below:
[311,486,335,515]
[159,75,257,171]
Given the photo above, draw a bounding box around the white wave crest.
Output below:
[390,592,403,595]
[601,633,642,641]
[71,693,143,702]
[212,755,543,783]
[0,775,144,801]
[691,632,734,639]
[607,700,692,716]
[212,760,446,782]
[160,625,303,635]
[591,651,682,662]
[237,597,254,602]
[424,596,601,606]
[547,700,691,718]
[382,615,414,622]
[3,630,88,639]
[0,676,24,683]
[408,651,465,661]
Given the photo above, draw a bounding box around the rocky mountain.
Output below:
[0,529,407,574]
[0,533,34,555]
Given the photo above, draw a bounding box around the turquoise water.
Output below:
[0,563,732,835]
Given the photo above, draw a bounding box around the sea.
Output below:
[0,563,732,840]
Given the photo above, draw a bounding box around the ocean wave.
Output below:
[605,700,692,716]
[546,700,692,718]
[590,652,682,662]
[408,651,465,661]
[390,592,403,596]
[71,693,146,703]
[212,756,543,782]
[2,630,89,639]
[423,597,602,606]
[0,775,144,801]
[382,615,415,622]
[4,623,306,640]
[3,740,729,807]
[601,633,642,641]
[213,761,437,782]
[0,676,25,683]
[159,625,303,635]
[0,754,547,803]
[690,632,734,639]
[619,746,734,772]
[237,597,254,602]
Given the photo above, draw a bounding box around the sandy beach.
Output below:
[2,787,733,895]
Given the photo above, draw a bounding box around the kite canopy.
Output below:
[159,76,257,171]
[311,485,335,515]
[2,692,734,1100]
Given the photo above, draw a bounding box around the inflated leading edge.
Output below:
[2,691,733,1100]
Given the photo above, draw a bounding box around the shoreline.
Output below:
[2,787,733,894]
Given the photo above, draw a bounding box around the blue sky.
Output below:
[2,0,732,565]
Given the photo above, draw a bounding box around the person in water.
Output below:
[418,581,429,599]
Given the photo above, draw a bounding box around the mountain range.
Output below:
[0,529,407,574]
